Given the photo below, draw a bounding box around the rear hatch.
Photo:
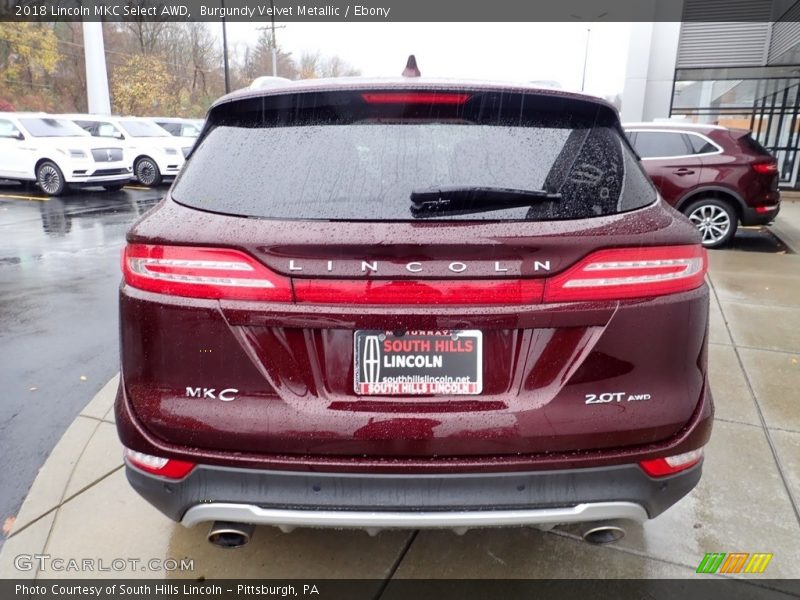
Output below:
[120,84,709,461]
[730,129,780,192]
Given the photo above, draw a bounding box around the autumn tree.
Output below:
[2,19,361,115]
[0,22,59,108]
[111,54,176,115]
[52,22,87,112]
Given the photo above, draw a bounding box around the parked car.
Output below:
[151,117,202,138]
[117,78,713,548]
[60,115,190,187]
[624,122,780,248]
[0,112,132,195]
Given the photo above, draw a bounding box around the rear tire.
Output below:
[36,161,67,196]
[683,198,738,249]
[135,157,162,187]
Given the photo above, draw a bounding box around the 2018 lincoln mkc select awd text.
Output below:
[116,75,713,548]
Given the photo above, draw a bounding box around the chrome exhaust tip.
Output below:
[207,521,255,548]
[581,520,626,544]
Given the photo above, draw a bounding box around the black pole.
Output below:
[221,0,230,93]
[270,0,277,76]
[581,28,590,92]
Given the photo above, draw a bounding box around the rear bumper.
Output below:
[125,460,702,529]
[741,203,780,226]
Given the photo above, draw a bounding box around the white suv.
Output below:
[61,115,189,187]
[0,113,132,196]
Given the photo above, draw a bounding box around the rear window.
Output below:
[738,133,773,157]
[172,90,656,221]
[686,133,718,155]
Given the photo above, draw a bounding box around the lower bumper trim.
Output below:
[68,175,131,184]
[125,460,702,525]
[181,501,648,530]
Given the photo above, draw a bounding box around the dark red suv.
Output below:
[116,78,713,548]
[625,123,781,248]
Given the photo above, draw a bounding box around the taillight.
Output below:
[124,448,195,479]
[543,245,707,302]
[639,448,703,477]
[123,244,706,304]
[361,92,471,104]
[294,278,544,305]
[122,244,292,301]
[752,161,778,175]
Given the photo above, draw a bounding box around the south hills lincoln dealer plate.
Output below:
[354,330,483,395]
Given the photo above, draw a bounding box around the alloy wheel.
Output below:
[136,160,157,186]
[38,164,62,195]
[688,204,731,246]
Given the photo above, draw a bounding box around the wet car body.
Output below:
[116,78,713,539]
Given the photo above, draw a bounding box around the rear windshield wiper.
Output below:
[410,186,561,218]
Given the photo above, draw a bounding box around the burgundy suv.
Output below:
[625,123,780,248]
[116,78,713,548]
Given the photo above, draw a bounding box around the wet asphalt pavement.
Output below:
[0,183,162,542]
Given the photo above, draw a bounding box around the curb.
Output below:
[770,199,800,255]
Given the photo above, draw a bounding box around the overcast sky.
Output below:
[224,22,632,97]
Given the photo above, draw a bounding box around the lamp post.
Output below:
[221,0,230,93]
[82,21,111,114]
[270,0,278,76]
[581,28,591,92]
[571,12,607,93]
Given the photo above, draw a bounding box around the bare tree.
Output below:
[297,52,360,79]
[123,20,169,55]
[321,55,360,78]
[188,23,216,95]
[241,27,297,80]
[298,51,320,79]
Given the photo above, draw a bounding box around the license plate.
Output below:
[354,330,482,395]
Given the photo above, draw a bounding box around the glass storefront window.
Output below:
[672,65,800,186]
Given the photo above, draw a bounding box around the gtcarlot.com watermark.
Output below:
[14,553,194,573]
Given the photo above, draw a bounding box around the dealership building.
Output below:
[622,0,800,187]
